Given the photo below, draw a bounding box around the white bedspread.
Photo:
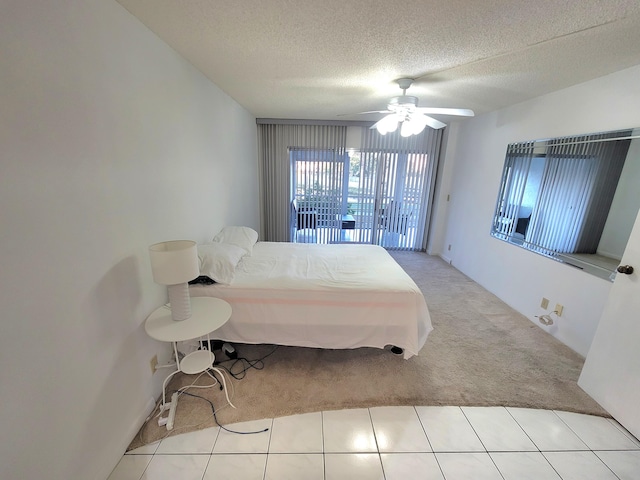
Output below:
[190,242,432,358]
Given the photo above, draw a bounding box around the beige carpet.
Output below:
[130,252,607,449]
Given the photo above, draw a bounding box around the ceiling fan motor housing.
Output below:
[388,95,419,113]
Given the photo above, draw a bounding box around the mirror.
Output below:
[491,127,640,281]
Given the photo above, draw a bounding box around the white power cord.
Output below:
[535,310,561,326]
[207,367,237,409]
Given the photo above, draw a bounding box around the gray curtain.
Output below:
[257,123,347,241]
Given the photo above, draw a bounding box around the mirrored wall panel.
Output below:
[491,127,640,281]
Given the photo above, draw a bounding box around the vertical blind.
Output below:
[359,126,443,250]
[527,154,599,254]
[257,121,442,250]
[291,147,347,244]
[496,131,631,256]
[257,123,347,242]
[493,141,535,238]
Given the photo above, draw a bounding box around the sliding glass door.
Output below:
[291,147,435,250]
[291,148,349,244]
[346,150,433,249]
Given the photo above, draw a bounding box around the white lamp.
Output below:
[149,240,199,321]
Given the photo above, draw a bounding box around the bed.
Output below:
[189,229,432,359]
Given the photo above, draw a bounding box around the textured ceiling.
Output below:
[116,0,640,123]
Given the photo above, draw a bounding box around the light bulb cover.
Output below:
[375,114,400,135]
[400,120,413,137]
[398,114,428,137]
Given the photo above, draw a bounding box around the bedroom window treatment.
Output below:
[257,123,347,242]
[257,121,442,251]
[356,126,443,251]
[291,147,349,244]
[495,131,631,257]
[493,142,535,238]
[526,155,599,254]
[527,133,630,255]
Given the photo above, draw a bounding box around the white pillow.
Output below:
[197,243,247,285]
[212,226,259,254]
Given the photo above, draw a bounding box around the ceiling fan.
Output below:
[351,78,474,136]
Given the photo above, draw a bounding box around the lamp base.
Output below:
[167,283,191,321]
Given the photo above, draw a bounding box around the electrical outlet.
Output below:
[555,304,564,317]
[541,297,549,310]
[150,354,158,374]
[448,244,452,251]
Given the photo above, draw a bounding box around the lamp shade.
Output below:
[149,240,199,285]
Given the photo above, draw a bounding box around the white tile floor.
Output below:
[109,406,640,480]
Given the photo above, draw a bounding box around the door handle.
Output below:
[616,265,634,275]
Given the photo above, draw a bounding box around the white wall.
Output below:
[598,138,640,259]
[0,1,259,479]
[433,64,640,357]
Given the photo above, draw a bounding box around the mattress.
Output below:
[190,242,432,358]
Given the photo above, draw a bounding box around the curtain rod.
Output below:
[256,118,373,127]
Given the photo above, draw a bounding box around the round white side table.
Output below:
[145,296,232,373]
[145,296,232,429]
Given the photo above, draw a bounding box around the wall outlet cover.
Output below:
[150,354,158,374]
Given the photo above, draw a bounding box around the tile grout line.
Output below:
[459,406,489,453]
[605,417,640,445]
[504,407,544,454]
[261,417,275,480]
[112,407,640,480]
[501,408,566,480]
[366,408,387,479]
[458,406,512,480]
[321,411,326,480]
[591,451,625,480]
[545,411,626,480]
[412,406,435,453]
[200,453,213,480]
[549,409,636,476]
[413,406,447,479]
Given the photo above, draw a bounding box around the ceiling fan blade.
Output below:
[421,114,447,130]
[415,107,475,117]
[371,113,446,133]
[337,110,391,117]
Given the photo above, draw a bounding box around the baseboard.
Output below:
[94,396,157,480]
[132,396,158,444]
[120,396,157,453]
[439,253,452,264]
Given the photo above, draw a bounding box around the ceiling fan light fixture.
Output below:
[375,113,401,135]
[366,77,472,136]
[400,120,414,137]
[399,115,427,137]
[409,113,429,135]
